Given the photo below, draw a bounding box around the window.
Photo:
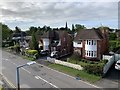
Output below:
[94,51,97,57]
[87,51,88,56]
[92,40,93,45]
[91,51,93,57]
[88,40,91,45]
[86,40,88,45]
[94,40,96,45]
[77,41,81,44]
[89,51,90,56]
[85,50,97,57]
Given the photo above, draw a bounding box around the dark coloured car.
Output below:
[40,50,49,56]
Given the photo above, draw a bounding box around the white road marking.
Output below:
[35,75,40,79]
[21,67,31,74]
[3,58,31,74]
[35,75,59,88]
[3,58,58,88]
[36,62,101,88]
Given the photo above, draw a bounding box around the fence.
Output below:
[47,57,83,70]
[115,54,120,62]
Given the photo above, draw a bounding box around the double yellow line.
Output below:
[2,75,16,88]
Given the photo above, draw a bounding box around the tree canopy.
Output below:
[1,23,13,40]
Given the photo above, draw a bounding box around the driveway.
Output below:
[95,64,120,88]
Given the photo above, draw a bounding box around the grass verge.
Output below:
[21,56,35,61]
[48,63,101,83]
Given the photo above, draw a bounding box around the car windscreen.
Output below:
[117,63,120,65]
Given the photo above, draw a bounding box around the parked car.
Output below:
[50,51,59,58]
[40,50,49,56]
[115,60,120,70]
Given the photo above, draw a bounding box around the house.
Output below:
[38,30,73,55]
[73,29,109,60]
[11,32,31,49]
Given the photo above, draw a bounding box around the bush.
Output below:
[8,44,20,53]
[68,54,106,76]
[25,50,39,59]
[26,50,38,55]
[83,63,104,76]
[100,59,108,64]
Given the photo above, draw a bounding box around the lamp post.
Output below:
[16,61,36,90]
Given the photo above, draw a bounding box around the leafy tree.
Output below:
[72,24,75,33]
[75,24,86,32]
[29,26,38,35]
[15,26,21,33]
[109,33,117,40]
[30,31,39,51]
[1,23,13,40]
[65,22,68,30]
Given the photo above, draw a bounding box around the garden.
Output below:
[67,55,108,76]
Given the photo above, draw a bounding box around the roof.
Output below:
[41,30,65,40]
[74,29,103,41]
[12,32,26,37]
[41,31,55,38]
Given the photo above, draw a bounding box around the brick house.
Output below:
[38,30,73,55]
[73,29,109,60]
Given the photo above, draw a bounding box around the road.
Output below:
[1,49,100,89]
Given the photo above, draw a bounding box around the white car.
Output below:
[115,60,120,70]
[50,51,59,58]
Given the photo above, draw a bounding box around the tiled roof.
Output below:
[41,30,65,40]
[74,29,103,41]
[41,31,54,38]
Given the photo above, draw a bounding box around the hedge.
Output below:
[8,44,20,52]
[68,55,108,76]
[25,50,39,59]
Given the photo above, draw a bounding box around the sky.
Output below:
[0,0,119,31]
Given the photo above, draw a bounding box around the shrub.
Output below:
[100,59,108,64]
[83,63,104,76]
[26,50,38,55]
[25,50,39,59]
[8,44,20,52]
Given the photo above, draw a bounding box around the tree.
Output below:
[75,24,86,32]
[109,33,117,40]
[30,31,39,51]
[72,24,75,33]
[1,23,13,40]
[65,22,68,31]
[15,26,21,33]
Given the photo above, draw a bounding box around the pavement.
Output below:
[1,49,101,89]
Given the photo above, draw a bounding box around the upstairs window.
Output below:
[88,40,91,45]
[92,40,93,45]
[94,40,96,45]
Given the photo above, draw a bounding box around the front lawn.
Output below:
[67,55,107,76]
[48,63,101,83]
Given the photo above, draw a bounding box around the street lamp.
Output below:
[16,61,36,90]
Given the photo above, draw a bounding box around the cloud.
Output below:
[0,1,118,30]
